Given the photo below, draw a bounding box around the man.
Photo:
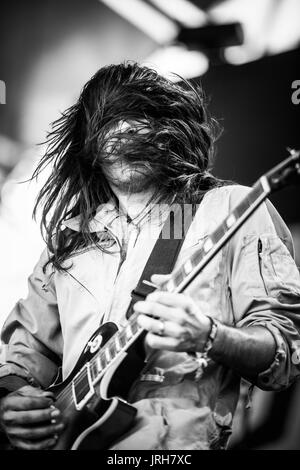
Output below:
[0,62,300,450]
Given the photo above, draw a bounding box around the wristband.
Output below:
[190,316,218,380]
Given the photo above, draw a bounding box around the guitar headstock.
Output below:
[264,148,300,193]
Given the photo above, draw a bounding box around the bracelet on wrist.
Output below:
[189,316,219,380]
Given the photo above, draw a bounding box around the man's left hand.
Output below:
[134,288,211,352]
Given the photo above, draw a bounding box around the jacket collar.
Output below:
[62,199,118,234]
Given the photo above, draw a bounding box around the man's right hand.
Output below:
[0,385,65,450]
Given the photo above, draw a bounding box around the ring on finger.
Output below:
[157,320,165,336]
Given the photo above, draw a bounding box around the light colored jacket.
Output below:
[1,184,300,450]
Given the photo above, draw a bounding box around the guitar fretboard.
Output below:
[165,179,269,293]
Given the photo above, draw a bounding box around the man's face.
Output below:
[102,120,154,194]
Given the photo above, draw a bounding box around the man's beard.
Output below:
[104,163,155,194]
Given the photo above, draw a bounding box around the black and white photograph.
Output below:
[0,0,300,455]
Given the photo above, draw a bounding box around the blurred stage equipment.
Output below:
[100,0,244,79]
[100,0,300,78]
[177,22,243,50]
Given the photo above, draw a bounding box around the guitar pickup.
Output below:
[72,363,95,410]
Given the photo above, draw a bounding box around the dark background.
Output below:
[203,48,300,224]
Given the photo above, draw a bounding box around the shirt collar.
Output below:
[61,197,166,237]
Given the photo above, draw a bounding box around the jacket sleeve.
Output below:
[0,249,62,393]
[228,186,300,391]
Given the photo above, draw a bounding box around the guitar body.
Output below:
[47,322,145,450]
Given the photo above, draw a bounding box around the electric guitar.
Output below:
[48,149,300,450]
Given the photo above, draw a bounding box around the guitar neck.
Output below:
[165,176,271,294]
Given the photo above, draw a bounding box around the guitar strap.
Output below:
[126,202,198,319]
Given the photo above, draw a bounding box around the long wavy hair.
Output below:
[33,61,224,271]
